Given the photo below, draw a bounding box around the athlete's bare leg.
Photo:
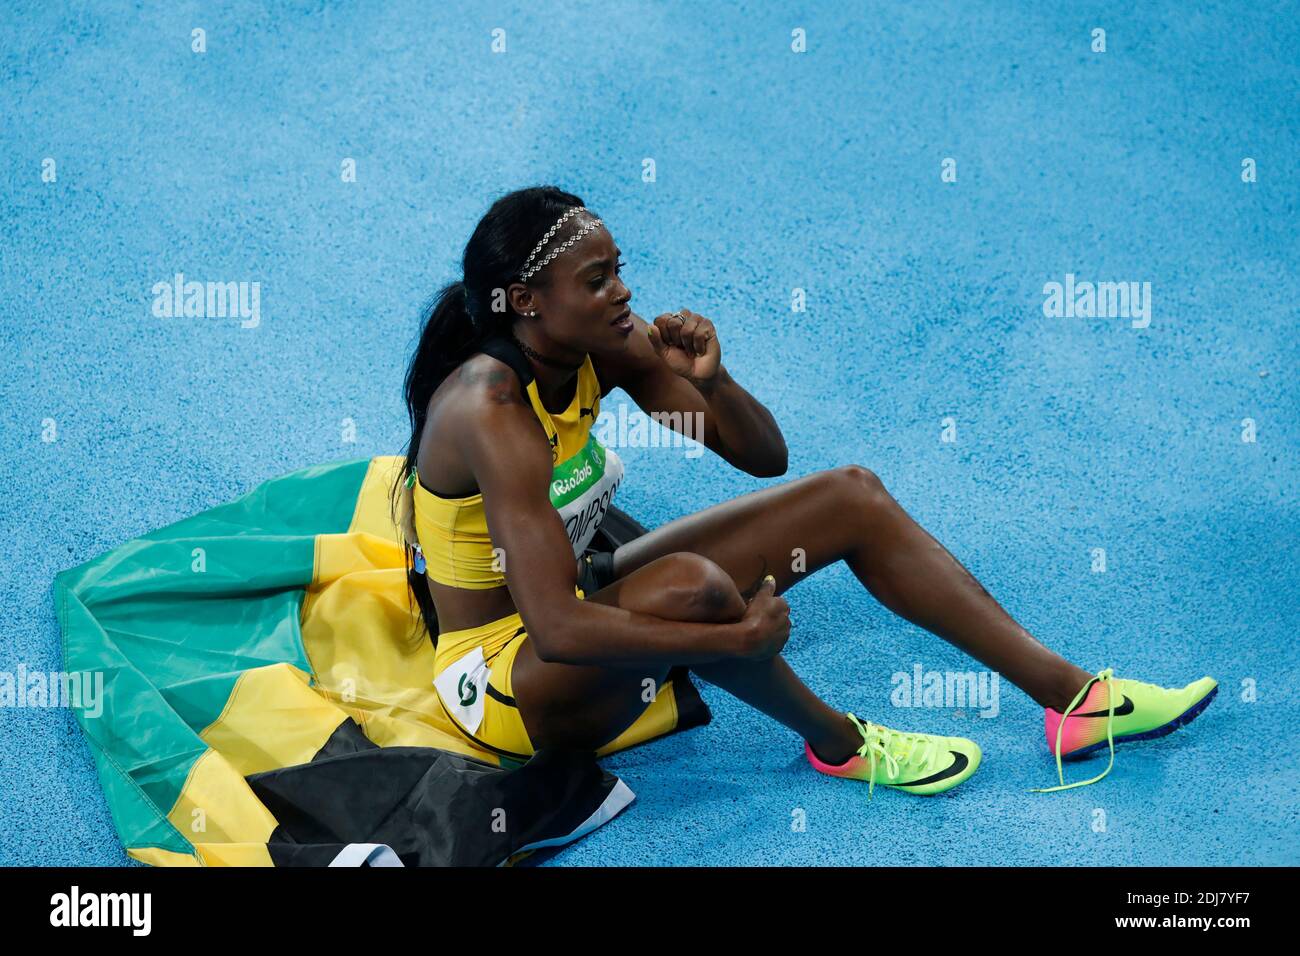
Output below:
[511,552,864,762]
[614,465,1095,717]
[515,465,1093,765]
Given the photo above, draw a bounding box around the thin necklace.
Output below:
[510,331,583,371]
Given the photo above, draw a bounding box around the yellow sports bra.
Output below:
[411,336,624,589]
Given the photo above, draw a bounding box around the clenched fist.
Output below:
[647,309,722,388]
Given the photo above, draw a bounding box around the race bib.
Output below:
[551,437,624,556]
[433,646,490,735]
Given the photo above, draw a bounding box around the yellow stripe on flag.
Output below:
[200,663,346,776]
[127,847,201,867]
[167,749,279,845]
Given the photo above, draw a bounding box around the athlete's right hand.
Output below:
[736,575,791,660]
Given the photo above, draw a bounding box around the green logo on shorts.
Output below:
[458,674,478,707]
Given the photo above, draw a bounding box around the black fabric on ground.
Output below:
[248,723,625,867]
[312,716,378,761]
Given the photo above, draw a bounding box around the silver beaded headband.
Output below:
[518,206,604,282]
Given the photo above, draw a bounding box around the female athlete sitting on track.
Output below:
[392,185,1216,797]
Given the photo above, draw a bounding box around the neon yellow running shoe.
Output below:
[1031,668,1218,794]
[805,713,982,797]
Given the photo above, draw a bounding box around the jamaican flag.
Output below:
[54,455,709,867]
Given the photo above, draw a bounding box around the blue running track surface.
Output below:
[1,1,1296,865]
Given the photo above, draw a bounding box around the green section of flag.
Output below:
[54,458,371,856]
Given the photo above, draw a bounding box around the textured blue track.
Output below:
[1,1,1296,866]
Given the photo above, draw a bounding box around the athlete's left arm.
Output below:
[596,309,788,478]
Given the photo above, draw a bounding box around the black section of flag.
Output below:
[248,721,627,867]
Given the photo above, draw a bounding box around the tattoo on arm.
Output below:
[459,363,525,406]
[482,368,522,405]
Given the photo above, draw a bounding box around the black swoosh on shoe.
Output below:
[1070,695,1135,719]
[894,751,969,788]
